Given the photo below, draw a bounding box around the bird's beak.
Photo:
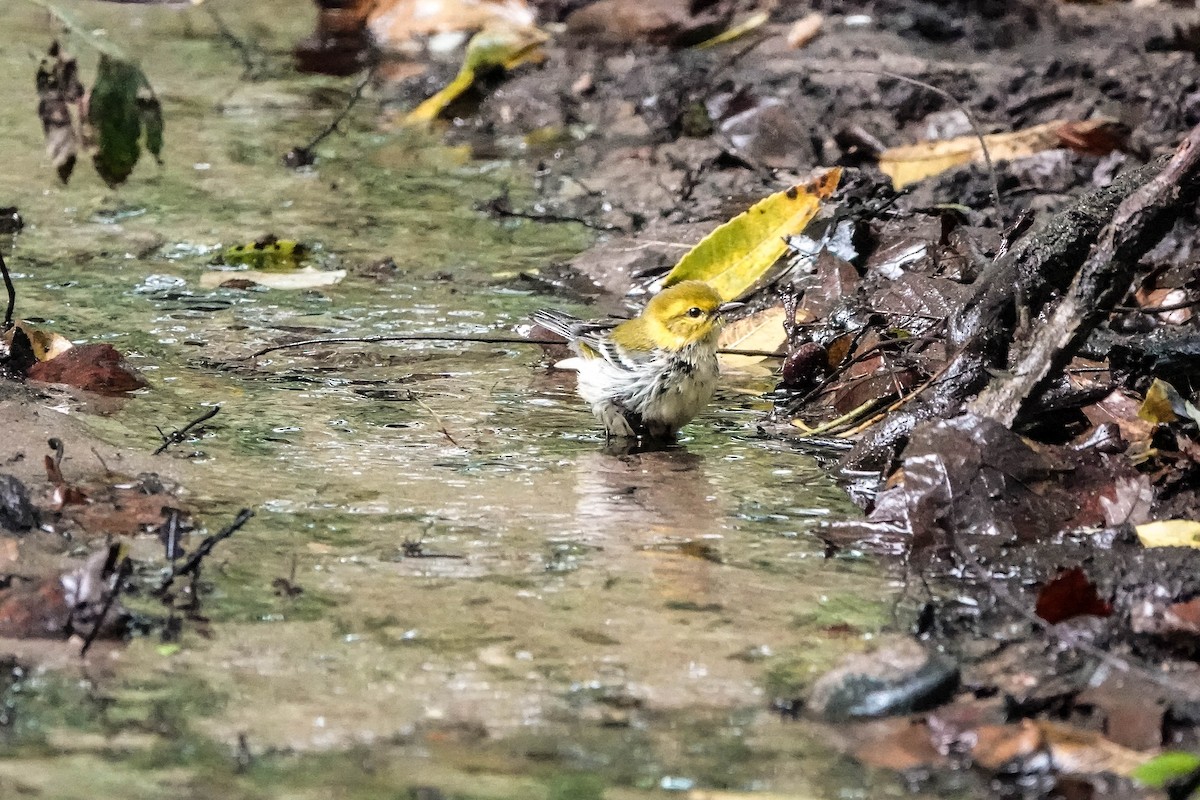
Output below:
[717,301,744,315]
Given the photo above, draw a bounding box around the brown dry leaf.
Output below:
[878,118,1126,189]
[718,306,787,369]
[368,0,535,49]
[35,42,85,183]
[1037,720,1148,776]
[786,13,823,48]
[971,720,1042,770]
[27,343,149,395]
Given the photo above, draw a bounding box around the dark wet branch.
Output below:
[477,192,624,232]
[0,250,14,332]
[840,156,1169,472]
[79,554,132,658]
[972,122,1200,425]
[155,508,253,596]
[154,405,220,455]
[283,69,373,168]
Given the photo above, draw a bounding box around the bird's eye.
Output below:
[687,307,703,318]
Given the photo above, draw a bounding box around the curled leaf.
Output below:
[89,55,164,186]
[406,24,547,124]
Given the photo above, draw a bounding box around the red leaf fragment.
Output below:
[1035,567,1112,625]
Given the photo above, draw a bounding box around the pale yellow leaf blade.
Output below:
[717,305,786,369]
[663,167,842,302]
[1135,519,1200,549]
[878,118,1125,189]
[693,11,770,50]
[200,267,346,290]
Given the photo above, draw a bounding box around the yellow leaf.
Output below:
[1138,378,1178,424]
[1135,519,1200,549]
[3,322,75,361]
[693,11,770,50]
[718,306,787,370]
[878,119,1125,189]
[663,167,842,302]
[406,24,547,124]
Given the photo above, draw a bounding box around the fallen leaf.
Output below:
[90,55,163,186]
[693,11,770,50]
[1037,720,1147,776]
[1139,378,1179,424]
[663,168,842,301]
[718,306,787,369]
[223,236,307,270]
[27,343,149,395]
[786,12,824,48]
[1034,566,1112,624]
[35,41,85,183]
[878,119,1126,189]
[1135,519,1200,549]
[406,24,548,124]
[3,322,74,362]
[1132,751,1200,787]
[199,267,347,290]
[369,0,535,49]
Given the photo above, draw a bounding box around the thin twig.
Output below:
[284,69,373,167]
[204,4,262,79]
[814,67,1002,219]
[80,555,132,657]
[155,508,253,596]
[154,405,221,455]
[414,396,459,447]
[243,332,783,360]
[0,250,13,332]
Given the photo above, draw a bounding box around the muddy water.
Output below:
[0,3,903,797]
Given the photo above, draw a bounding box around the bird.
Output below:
[531,280,739,440]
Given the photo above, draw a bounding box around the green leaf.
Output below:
[662,167,842,302]
[88,55,163,185]
[1131,751,1200,788]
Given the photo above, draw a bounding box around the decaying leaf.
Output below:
[27,343,150,395]
[200,267,347,290]
[1138,378,1200,427]
[878,119,1127,189]
[662,167,842,301]
[369,0,535,50]
[1135,519,1200,549]
[2,322,74,362]
[223,237,308,270]
[717,306,788,370]
[406,24,548,124]
[35,41,86,183]
[1034,566,1112,624]
[90,54,163,186]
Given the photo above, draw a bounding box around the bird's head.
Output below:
[632,280,739,351]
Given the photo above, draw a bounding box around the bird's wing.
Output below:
[531,309,633,364]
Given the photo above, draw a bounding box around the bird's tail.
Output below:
[530,309,581,341]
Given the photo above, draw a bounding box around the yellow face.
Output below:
[643,280,726,347]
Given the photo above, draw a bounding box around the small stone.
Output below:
[0,474,36,533]
[807,637,959,721]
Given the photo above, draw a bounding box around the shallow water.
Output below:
[0,3,904,797]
